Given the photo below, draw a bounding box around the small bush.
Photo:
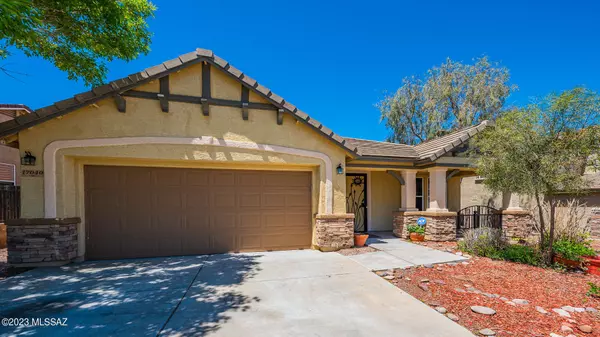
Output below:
[407,225,425,234]
[501,244,542,265]
[553,237,596,261]
[458,227,506,256]
[459,227,541,265]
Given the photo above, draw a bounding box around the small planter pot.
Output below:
[553,255,581,268]
[584,255,600,276]
[409,233,425,242]
[354,233,369,247]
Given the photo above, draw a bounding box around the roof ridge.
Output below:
[345,137,415,147]
[414,123,482,148]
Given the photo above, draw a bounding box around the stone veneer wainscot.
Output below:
[393,211,457,241]
[6,217,79,267]
[314,213,355,251]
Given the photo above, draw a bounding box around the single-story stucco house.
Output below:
[0,49,531,266]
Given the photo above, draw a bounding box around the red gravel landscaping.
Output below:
[382,257,600,336]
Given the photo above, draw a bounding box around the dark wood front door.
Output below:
[84,165,312,260]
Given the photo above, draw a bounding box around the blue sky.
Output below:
[1,0,599,141]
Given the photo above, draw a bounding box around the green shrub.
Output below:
[501,244,542,265]
[553,237,596,261]
[407,225,425,234]
[458,228,541,265]
[459,228,506,256]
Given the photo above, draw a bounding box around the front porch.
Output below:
[345,167,531,242]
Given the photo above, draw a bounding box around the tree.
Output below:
[379,57,516,145]
[472,87,600,264]
[0,0,156,86]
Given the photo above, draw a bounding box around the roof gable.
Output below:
[0,48,358,154]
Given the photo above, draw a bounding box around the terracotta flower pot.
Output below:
[553,255,581,268]
[354,233,369,247]
[409,233,425,242]
[584,255,600,276]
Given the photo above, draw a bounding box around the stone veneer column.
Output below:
[6,218,80,267]
[314,214,355,251]
[500,210,535,239]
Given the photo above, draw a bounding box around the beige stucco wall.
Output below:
[17,63,349,253]
[369,171,401,231]
[447,176,461,211]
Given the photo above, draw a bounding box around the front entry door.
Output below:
[346,173,367,232]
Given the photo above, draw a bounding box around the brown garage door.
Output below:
[84,165,312,260]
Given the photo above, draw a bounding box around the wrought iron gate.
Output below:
[346,174,367,232]
[456,205,502,237]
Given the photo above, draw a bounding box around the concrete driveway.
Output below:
[0,250,473,337]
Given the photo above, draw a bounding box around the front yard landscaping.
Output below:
[378,243,600,336]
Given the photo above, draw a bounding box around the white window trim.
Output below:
[44,136,334,217]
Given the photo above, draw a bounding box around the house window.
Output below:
[416,178,424,211]
[427,177,430,209]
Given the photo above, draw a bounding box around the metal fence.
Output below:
[456,205,502,237]
[0,185,20,222]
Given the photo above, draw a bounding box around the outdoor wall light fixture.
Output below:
[336,163,344,175]
[21,151,36,166]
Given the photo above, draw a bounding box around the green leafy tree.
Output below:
[472,87,600,264]
[0,0,156,86]
[379,57,516,145]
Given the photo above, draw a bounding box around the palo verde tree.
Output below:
[379,57,516,145]
[472,87,600,264]
[0,0,156,86]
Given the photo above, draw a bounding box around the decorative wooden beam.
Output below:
[202,62,211,116]
[241,85,249,120]
[277,109,284,125]
[159,76,169,112]
[122,90,277,111]
[446,169,460,181]
[385,170,405,185]
[114,94,126,113]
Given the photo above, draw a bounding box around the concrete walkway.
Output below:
[346,233,467,271]
[0,250,474,337]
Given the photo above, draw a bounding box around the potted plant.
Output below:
[354,232,369,247]
[552,237,597,268]
[408,225,425,242]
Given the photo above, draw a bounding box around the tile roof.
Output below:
[413,121,493,161]
[0,49,358,154]
[0,48,492,164]
[345,138,418,158]
[346,120,491,162]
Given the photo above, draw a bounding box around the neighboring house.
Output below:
[0,49,506,264]
[0,104,30,186]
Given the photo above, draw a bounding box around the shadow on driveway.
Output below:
[0,253,261,336]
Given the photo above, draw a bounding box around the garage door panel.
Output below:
[211,233,236,251]
[239,234,262,250]
[263,172,310,187]
[186,189,210,208]
[153,169,183,186]
[211,171,235,186]
[212,190,236,208]
[239,192,261,208]
[185,171,210,186]
[238,212,262,229]
[262,193,287,207]
[212,213,236,229]
[85,166,311,259]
